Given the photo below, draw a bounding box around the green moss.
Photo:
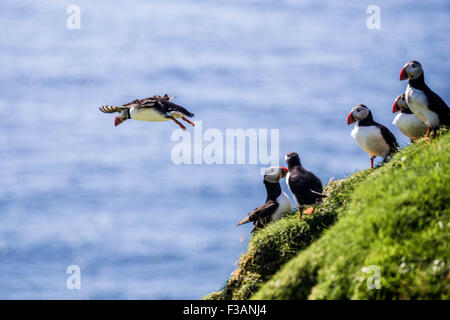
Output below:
[204,166,373,300]
[253,131,449,299]
[202,291,226,300]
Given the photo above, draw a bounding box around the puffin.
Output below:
[400,60,449,138]
[285,152,326,219]
[347,104,398,169]
[392,93,428,141]
[236,166,292,232]
[99,94,195,130]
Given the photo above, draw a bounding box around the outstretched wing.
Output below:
[160,100,195,117]
[99,94,175,114]
[235,200,279,226]
[99,105,129,113]
[130,95,171,108]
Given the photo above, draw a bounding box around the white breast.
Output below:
[285,173,299,207]
[351,125,390,157]
[130,107,170,122]
[271,192,292,221]
[405,86,439,128]
[393,112,428,140]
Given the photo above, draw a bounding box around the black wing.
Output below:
[100,96,162,112]
[157,99,194,118]
[118,94,170,108]
[99,105,129,113]
[288,168,323,205]
[235,200,279,226]
[424,86,450,126]
[99,94,174,113]
[375,122,399,154]
[122,98,155,108]
[132,95,194,118]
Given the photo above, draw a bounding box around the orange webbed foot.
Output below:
[423,127,432,141]
[181,117,195,127]
[172,118,186,131]
[304,207,315,215]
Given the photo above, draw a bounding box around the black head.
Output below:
[285,152,301,167]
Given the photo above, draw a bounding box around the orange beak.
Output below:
[400,66,408,81]
[392,101,400,113]
[280,166,288,178]
[346,112,355,125]
[114,116,125,127]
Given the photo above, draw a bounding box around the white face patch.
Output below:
[406,62,423,80]
[396,95,408,111]
[264,166,281,183]
[352,105,370,121]
[117,110,127,119]
[284,155,288,162]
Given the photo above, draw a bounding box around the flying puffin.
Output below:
[400,60,449,138]
[347,105,398,169]
[99,94,195,130]
[392,93,428,141]
[285,152,326,219]
[236,166,292,232]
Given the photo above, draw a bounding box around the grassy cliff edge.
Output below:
[204,132,449,300]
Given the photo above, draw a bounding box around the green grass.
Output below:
[205,131,449,300]
[204,166,374,300]
[253,132,449,299]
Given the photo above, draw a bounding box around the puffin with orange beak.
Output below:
[236,166,291,233]
[392,93,428,141]
[400,60,449,138]
[99,94,195,130]
[347,105,398,169]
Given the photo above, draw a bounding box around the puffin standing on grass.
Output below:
[392,93,428,141]
[99,94,195,130]
[236,166,292,233]
[400,60,449,138]
[347,105,398,169]
[285,152,326,219]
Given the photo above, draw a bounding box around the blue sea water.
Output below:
[0,0,449,299]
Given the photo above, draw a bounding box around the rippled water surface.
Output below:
[0,0,449,299]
